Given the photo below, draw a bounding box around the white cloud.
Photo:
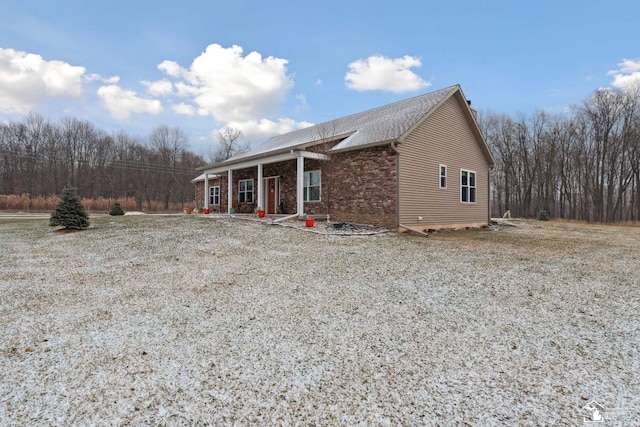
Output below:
[345,54,431,93]
[158,43,294,123]
[83,73,120,85]
[608,58,640,91]
[84,73,120,84]
[0,47,86,113]
[142,79,173,96]
[294,93,309,113]
[174,81,197,98]
[158,60,184,78]
[172,102,196,115]
[219,118,314,145]
[97,85,163,121]
[103,75,120,84]
[84,73,101,83]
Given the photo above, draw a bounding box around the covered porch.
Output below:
[199,149,329,219]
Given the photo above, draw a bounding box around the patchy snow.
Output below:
[228,214,389,236]
[124,211,145,216]
[1,216,639,425]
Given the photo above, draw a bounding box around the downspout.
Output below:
[273,213,299,223]
[296,152,305,218]
[203,173,209,210]
[390,142,400,231]
[227,169,233,214]
[398,223,429,237]
[257,163,263,212]
[488,167,493,222]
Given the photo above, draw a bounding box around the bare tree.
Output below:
[209,127,249,163]
[480,85,640,223]
[0,113,206,212]
[314,122,338,217]
[149,125,189,210]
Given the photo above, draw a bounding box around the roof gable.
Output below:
[399,87,495,167]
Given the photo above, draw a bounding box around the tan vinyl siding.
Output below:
[397,93,491,229]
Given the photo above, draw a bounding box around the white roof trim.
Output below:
[203,151,297,174]
[201,150,327,174]
[191,173,218,183]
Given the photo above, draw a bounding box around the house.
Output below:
[194,84,495,232]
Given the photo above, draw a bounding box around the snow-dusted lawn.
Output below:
[1,215,639,425]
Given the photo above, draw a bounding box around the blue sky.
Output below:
[1,0,639,157]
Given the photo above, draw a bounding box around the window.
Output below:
[303,170,321,202]
[209,186,220,205]
[461,169,476,203]
[238,179,253,203]
[439,165,447,189]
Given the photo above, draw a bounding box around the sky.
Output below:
[1,0,639,158]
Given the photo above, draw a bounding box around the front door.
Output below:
[265,177,277,214]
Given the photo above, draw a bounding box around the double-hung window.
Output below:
[303,170,321,202]
[238,179,253,203]
[209,186,220,205]
[439,165,447,189]
[460,169,476,203]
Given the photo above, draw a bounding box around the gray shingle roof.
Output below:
[208,85,459,167]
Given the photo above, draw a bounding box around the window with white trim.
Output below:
[303,170,321,202]
[460,169,476,203]
[238,179,253,203]
[439,164,447,189]
[209,186,220,205]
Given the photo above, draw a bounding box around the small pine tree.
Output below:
[50,186,90,229]
[538,209,550,221]
[109,202,125,216]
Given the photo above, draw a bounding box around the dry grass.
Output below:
[0,194,195,213]
[1,216,639,425]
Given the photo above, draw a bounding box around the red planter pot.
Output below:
[305,218,315,227]
[258,210,265,218]
[203,208,210,214]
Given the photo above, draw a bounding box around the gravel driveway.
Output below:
[1,215,639,425]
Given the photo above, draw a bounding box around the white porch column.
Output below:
[203,174,209,209]
[227,169,233,214]
[257,163,264,210]
[296,154,304,216]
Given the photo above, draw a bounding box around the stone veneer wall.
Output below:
[327,145,397,228]
[264,160,296,214]
[194,182,204,209]
[193,144,398,227]
[194,178,223,212]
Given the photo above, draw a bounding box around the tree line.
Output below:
[480,86,640,223]
[3,86,639,222]
[0,114,206,211]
